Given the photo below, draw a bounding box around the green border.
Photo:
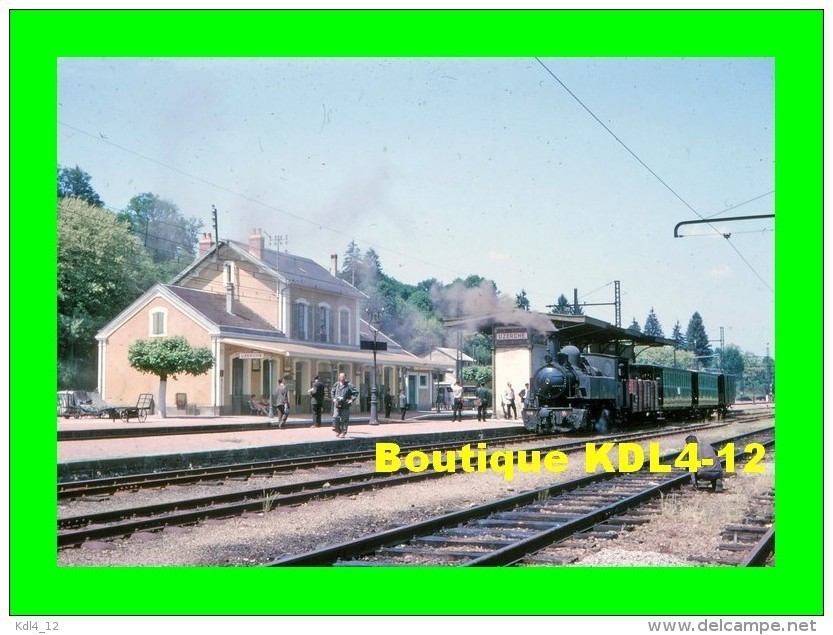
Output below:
[11,9,821,616]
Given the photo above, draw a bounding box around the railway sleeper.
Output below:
[376,546,490,560]
[442,527,537,540]
[412,536,517,549]
[473,519,563,530]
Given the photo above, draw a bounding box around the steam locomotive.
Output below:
[522,344,736,435]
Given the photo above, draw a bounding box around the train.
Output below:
[522,344,736,435]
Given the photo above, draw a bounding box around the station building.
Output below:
[95,229,446,416]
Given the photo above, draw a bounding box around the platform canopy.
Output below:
[546,313,678,356]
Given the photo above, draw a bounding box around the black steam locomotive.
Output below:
[522,344,736,435]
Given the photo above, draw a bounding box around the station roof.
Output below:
[546,313,678,355]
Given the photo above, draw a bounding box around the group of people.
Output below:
[254,373,411,437]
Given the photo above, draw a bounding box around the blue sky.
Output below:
[58,57,774,356]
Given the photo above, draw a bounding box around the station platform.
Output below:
[57,410,527,480]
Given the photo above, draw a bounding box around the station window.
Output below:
[149,308,167,336]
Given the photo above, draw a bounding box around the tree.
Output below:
[119,193,203,274]
[362,248,383,285]
[515,289,531,311]
[128,336,214,418]
[685,311,712,365]
[643,308,665,338]
[463,332,493,366]
[550,294,572,315]
[340,240,363,287]
[671,320,686,348]
[722,345,744,377]
[628,318,642,333]
[58,197,160,387]
[58,165,104,207]
[637,345,695,369]
[462,365,492,386]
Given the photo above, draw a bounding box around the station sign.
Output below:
[494,327,530,347]
[238,352,264,359]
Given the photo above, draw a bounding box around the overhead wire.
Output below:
[534,58,773,293]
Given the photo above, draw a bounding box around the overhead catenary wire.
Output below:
[534,58,773,294]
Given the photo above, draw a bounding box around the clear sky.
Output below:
[58,56,774,356]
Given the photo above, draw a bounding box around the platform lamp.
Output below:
[365,307,385,425]
[267,356,274,421]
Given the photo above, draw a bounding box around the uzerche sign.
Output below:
[494,327,530,347]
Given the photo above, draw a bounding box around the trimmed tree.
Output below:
[128,336,214,418]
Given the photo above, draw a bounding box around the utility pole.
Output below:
[211,205,219,262]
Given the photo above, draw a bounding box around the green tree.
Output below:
[362,248,383,285]
[549,293,583,315]
[58,197,159,387]
[671,320,686,348]
[637,345,695,369]
[722,345,745,377]
[462,365,492,386]
[119,193,203,276]
[628,318,642,333]
[58,165,104,207]
[550,294,572,314]
[685,312,712,366]
[643,308,665,338]
[515,289,531,311]
[128,336,214,418]
[463,332,493,366]
[340,240,363,287]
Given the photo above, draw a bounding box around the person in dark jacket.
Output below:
[475,382,489,422]
[308,375,325,427]
[384,390,393,419]
[685,435,725,492]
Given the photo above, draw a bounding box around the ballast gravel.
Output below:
[58,419,774,567]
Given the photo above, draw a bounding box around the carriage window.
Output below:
[150,309,167,336]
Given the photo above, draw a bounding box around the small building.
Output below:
[419,347,476,385]
[95,229,445,415]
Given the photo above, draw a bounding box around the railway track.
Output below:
[269,429,774,567]
[59,412,768,500]
[59,425,773,557]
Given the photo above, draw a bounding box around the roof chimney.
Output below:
[249,228,264,260]
[199,232,214,256]
[330,253,338,276]
[224,264,235,315]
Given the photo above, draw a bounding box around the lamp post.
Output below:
[267,357,274,421]
[365,308,384,425]
[370,325,380,425]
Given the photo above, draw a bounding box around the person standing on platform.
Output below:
[272,378,290,428]
[451,380,464,422]
[308,375,325,428]
[398,388,408,421]
[384,389,393,419]
[331,372,359,438]
[475,382,489,422]
[504,382,517,420]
